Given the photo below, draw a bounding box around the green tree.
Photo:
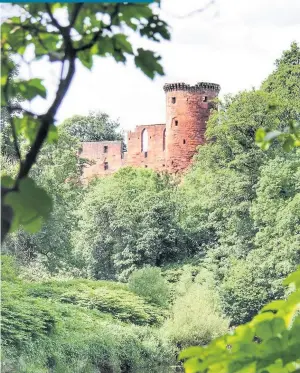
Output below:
[2,129,83,271]
[73,167,186,281]
[256,42,300,151]
[179,43,300,373]
[60,110,124,143]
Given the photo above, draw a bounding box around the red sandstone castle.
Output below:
[81,82,220,180]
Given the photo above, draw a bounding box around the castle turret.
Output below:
[163,82,220,173]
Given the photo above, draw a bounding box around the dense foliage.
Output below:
[60,111,124,143]
[1,2,170,240]
[1,36,299,373]
[73,168,187,281]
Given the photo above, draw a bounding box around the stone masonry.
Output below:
[81,82,220,180]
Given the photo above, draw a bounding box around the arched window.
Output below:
[163,129,166,151]
[141,128,148,152]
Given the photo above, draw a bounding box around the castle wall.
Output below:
[79,81,220,179]
[126,124,166,171]
[80,141,124,180]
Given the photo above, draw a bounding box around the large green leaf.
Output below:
[134,48,164,79]
[4,177,52,233]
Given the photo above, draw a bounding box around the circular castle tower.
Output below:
[163,82,220,173]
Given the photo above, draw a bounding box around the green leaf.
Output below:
[77,50,93,70]
[282,136,295,152]
[255,128,266,142]
[15,78,46,100]
[1,175,15,189]
[178,346,204,361]
[97,36,114,56]
[14,116,40,145]
[283,269,300,288]
[113,34,133,55]
[134,48,164,79]
[3,177,52,233]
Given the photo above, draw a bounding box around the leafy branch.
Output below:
[1,2,170,242]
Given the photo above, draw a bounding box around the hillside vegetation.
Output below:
[1,43,299,372]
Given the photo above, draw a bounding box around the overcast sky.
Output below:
[10,0,300,130]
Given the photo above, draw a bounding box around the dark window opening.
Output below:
[183,139,186,144]
[144,151,148,158]
[175,120,178,126]
[145,165,148,168]
[202,96,208,102]
[104,162,109,170]
[172,97,176,104]
[163,164,165,167]
[104,145,108,153]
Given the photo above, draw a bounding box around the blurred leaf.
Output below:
[282,136,295,152]
[15,78,46,101]
[14,116,40,145]
[1,175,15,188]
[77,50,93,70]
[4,177,52,233]
[134,48,164,79]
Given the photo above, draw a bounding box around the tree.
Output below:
[1,2,170,242]
[256,42,300,151]
[60,110,124,143]
[179,43,300,373]
[2,128,84,271]
[73,167,187,281]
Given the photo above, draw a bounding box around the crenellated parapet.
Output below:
[163,82,220,93]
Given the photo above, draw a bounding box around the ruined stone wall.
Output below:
[80,81,220,179]
[80,141,124,180]
[126,124,166,171]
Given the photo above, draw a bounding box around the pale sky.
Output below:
[6,0,300,130]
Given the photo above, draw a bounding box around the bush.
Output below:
[220,258,284,325]
[24,278,167,326]
[1,280,175,373]
[128,267,170,307]
[1,255,19,282]
[163,282,229,349]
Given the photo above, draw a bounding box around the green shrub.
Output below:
[1,255,19,282]
[128,267,170,307]
[220,258,284,325]
[163,282,229,349]
[24,279,167,326]
[1,280,175,373]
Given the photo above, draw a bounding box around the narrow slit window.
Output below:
[104,145,108,153]
[145,165,148,168]
[163,129,166,151]
[202,96,208,102]
[183,139,186,144]
[104,162,109,170]
[175,120,178,126]
[144,151,148,158]
[172,97,176,104]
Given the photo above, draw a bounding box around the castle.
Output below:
[80,82,220,180]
